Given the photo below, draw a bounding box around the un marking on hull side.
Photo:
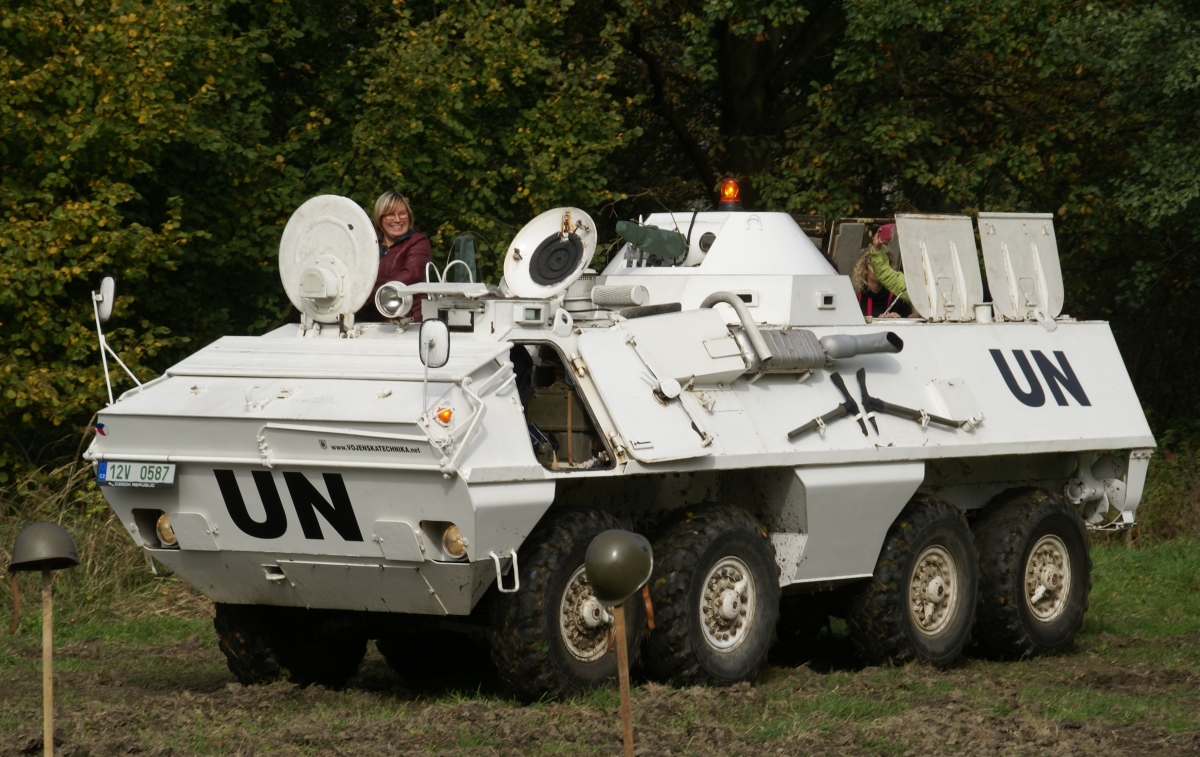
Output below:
[214,470,364,541]
[990,349,1091,408]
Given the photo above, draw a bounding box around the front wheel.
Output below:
[972,488,1091,659]
[214,605,366,688]
[848,495,978,668]
[488,508,644,701]
[214,603,284,685]
[644,506,780,685]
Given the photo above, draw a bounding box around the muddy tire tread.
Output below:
[488,507,642,701]
[847,494,977,668]
[214,604,365,689]
[644,505,780,685]
[272,614,367,689]
[971,487,1091,659]
[214,603,284,685]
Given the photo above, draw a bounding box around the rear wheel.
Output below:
[488,507,644,701]
[644,506,780,685]
[972,488,1090,659]
[848,495,978,667]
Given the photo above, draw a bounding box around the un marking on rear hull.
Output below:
[214,470,364,541]
[990,349,1091,408]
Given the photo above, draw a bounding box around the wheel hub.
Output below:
[925,575,947,604]
[1025,534,1071,622]
[559,565,611,663]
[580,596,610,629]
[719,589,741,621]
[701,557,755,651]
[907,544,959,636]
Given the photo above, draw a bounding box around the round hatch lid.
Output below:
[279,195,379,323]
[502,207,597,299]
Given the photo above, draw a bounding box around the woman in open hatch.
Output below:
[851,223,912,318]
[358,191,432,322]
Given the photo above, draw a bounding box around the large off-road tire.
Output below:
[376,629,493,688]
[488,507,645,701]
[213,604,366,689]
[214,603,284,685]
[376,632,456,684]
[971,488,1091,659]
[848,495,978,668]
[644,506,780,685]
[271,609,367,689]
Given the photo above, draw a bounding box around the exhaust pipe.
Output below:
[818,332,904,360]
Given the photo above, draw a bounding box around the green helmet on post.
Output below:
[584,529,653,608]
[9,522,79,573]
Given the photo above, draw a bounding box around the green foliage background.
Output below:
[1,0,1196,479]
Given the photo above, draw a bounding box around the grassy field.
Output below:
[0,453,1197,755]
[0,542,1196,756]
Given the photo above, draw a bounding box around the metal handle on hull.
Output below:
[489,549,520,593]
[700,292,773,368]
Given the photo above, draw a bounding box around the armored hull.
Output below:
[88,201,1154,695]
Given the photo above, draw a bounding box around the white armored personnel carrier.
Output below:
[86,188,1154,697]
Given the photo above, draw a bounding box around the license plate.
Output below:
[97,461,176,488]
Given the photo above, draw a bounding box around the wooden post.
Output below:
[611,603,634,757]
[42,569,53,757]
[9,574,18,636]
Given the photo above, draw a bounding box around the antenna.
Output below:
[90,277,143,406]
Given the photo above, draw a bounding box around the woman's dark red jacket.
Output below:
[359,231,432,322]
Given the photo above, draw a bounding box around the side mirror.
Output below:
[96,277,116,323]
[419,319,450,368]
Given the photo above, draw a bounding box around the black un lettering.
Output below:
[989,349,1046,407]
[991,349,1090,408]
[283,472,364,542]
[1032,350,1091,406]
[214,469,288,539]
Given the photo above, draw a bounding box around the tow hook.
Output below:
[490,549,520,593]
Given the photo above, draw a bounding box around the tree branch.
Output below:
[768,3,846,94]
[625,26,718,186]
[762,0,836,85]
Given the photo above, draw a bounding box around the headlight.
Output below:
[442,524,467,559]
[156,512,178,548]
[375,281,413,319]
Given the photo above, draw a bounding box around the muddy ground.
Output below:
[1,612,1197,757]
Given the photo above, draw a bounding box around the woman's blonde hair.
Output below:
[850,249,872,294]
[850,246,894,294]
[372,191,415,240]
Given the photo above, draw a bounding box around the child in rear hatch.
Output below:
[852,223,911,318]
